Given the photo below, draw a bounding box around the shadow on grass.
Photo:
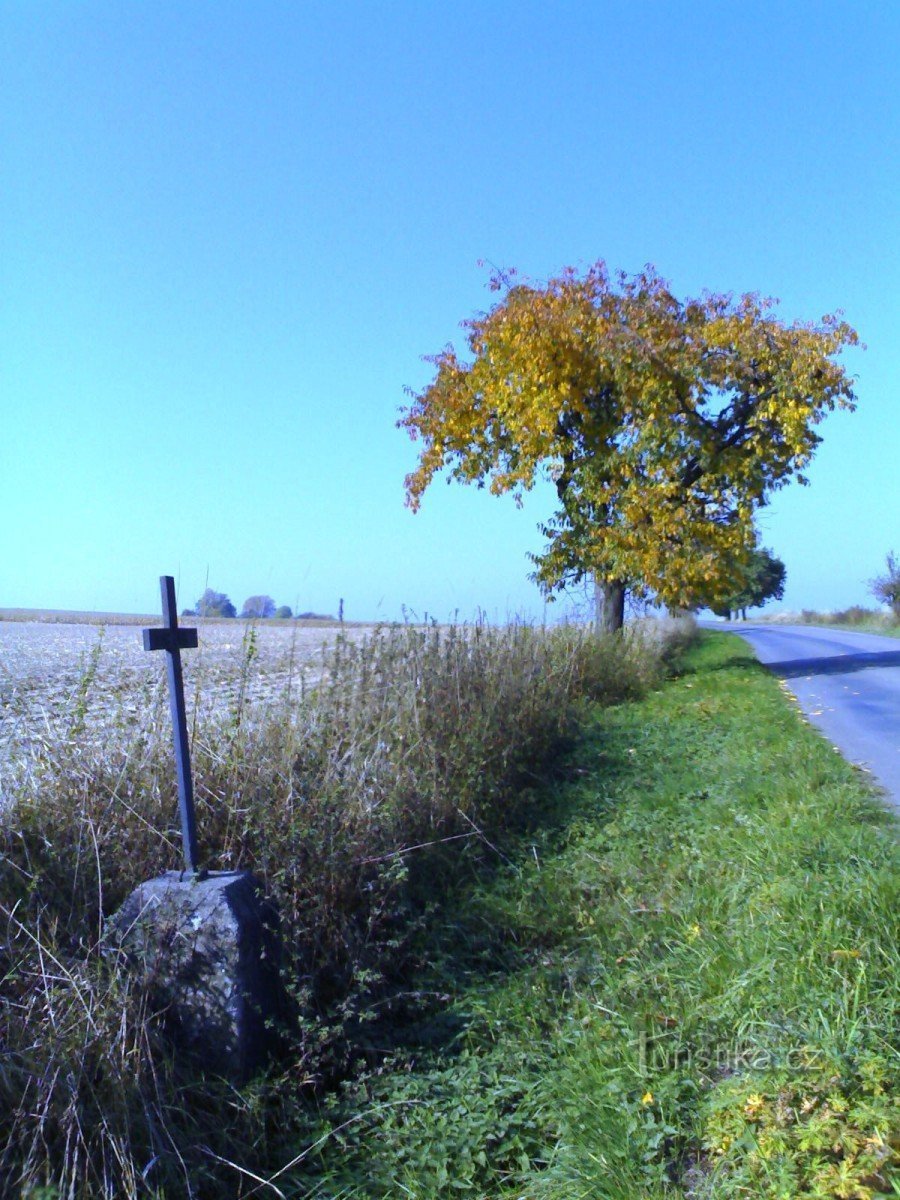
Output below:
[671,637,769,679]
[345,636,708,1069]
[350,725,629,1064]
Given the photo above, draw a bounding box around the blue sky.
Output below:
[2,2,897,621]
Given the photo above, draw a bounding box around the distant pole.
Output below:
[142,577,202,874]
[339,597,344,624]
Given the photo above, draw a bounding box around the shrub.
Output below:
[799,605,895,630]
[832,604,878,624]
[870,551,900,618]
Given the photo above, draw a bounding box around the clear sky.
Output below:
[2,2,897,621]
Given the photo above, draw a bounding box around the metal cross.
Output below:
[142,576,202,874]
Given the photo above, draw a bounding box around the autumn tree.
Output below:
[401,263,858,630]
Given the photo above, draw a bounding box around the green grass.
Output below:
[3,626,896,1197]
[300,633,899,1198]
[0,618,685,1199]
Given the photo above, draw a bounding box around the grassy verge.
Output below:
[300,632,899,1198]
[796,606,900,638]
[0,619,689,1198]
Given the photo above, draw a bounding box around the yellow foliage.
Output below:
[400,262,858,607]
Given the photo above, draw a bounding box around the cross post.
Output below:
[142,576,202,874]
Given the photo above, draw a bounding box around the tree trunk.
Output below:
[594,578,626,633]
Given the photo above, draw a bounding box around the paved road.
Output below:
[724,624,900,810]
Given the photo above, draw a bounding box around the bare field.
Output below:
[0,619,374,798]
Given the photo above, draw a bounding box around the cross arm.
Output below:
[143,627,199,652]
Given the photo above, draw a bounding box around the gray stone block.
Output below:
[108,870,282,1081]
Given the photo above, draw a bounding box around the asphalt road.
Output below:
[724,623,900,810]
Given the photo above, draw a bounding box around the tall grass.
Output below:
[0,618,687,1198]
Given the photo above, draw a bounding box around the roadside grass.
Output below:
[0,618,689,1198]
[302,632,900,1199]
[798,607,900,638]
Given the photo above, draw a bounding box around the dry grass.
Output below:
[0,617,690,1198]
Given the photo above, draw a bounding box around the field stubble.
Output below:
[0,620,370,803]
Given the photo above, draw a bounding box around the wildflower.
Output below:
[641,1091,654,1106]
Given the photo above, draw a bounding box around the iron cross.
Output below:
[142,576,202,874]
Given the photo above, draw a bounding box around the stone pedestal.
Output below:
[108,870,282,1081]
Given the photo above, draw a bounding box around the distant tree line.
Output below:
[181,588,338,621]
